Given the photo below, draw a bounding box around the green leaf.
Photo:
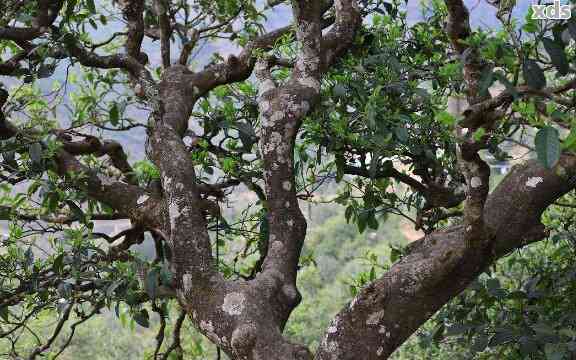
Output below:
[333,84,347,98]
[86,0,96,14]
[65,0,78,21]
[236,122,256,151]
[477,66,494,98]
[473,127,486,142]
[471,334,489,353]
[390,247,402,263]
[37,63,55,79]
[394,126,409,142]
[435,111,456,127]
[66,200,86,224]
[0,306,8,322]
[53,253,64,273]
[27,181,41,197]
[106,280,123,298]
[133,309,149,328]
[542,37,569,76]
[109,102,120,126]
[535,126,561,168]
[523,59,547,90]
[259,213,269,253]
[344,205,354,223]
[564,127,576,150]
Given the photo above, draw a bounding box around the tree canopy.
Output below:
[2,0,576,359]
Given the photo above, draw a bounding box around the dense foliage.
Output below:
[2,0,576,359]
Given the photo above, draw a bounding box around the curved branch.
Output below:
[315,155,576,359]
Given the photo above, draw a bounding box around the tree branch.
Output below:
[315,155,576,359]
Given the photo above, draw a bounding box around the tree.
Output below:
[1,0,576,359]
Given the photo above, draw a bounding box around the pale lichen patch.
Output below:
[97,173,115,186]
[282,181,292,191]
[377,347,384,356]
[366,310,385,325]
[327,317,340,334]
[168,202,182,229]
[183,136,194,147]
[470,177,482,188]
[182,273,193,293]
[327,341,339,353]
[137,194,149,205]
[526,176,544,188]
[222,292,246,316]
[349,296,359,310]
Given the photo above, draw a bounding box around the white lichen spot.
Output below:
[222,292,245,316]
[168,202,182,229]
[366,310,385,325]
[327,317,340,334]
[183,136,194,147]
[260,100,271,114]
[97,173,115,186]
[200,320,213,332]
[163,176,173,188]
[287,219,294,227]
[470,177,482,188]
[261,132,283,155]
[466,225,472,232]
[182,273,193,293]
[378,325,386,334]
[349,296,359,310]
[327,341,339,353]
[526,176,544,188]
[285,201,291,208]
[282,181,292,191]
[270,111,284,123]
[377,347,384,356]
[137,195,149,205]
[176,182,184,191]
[200,320,218,342]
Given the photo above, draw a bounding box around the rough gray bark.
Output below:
[315,155,576,359]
